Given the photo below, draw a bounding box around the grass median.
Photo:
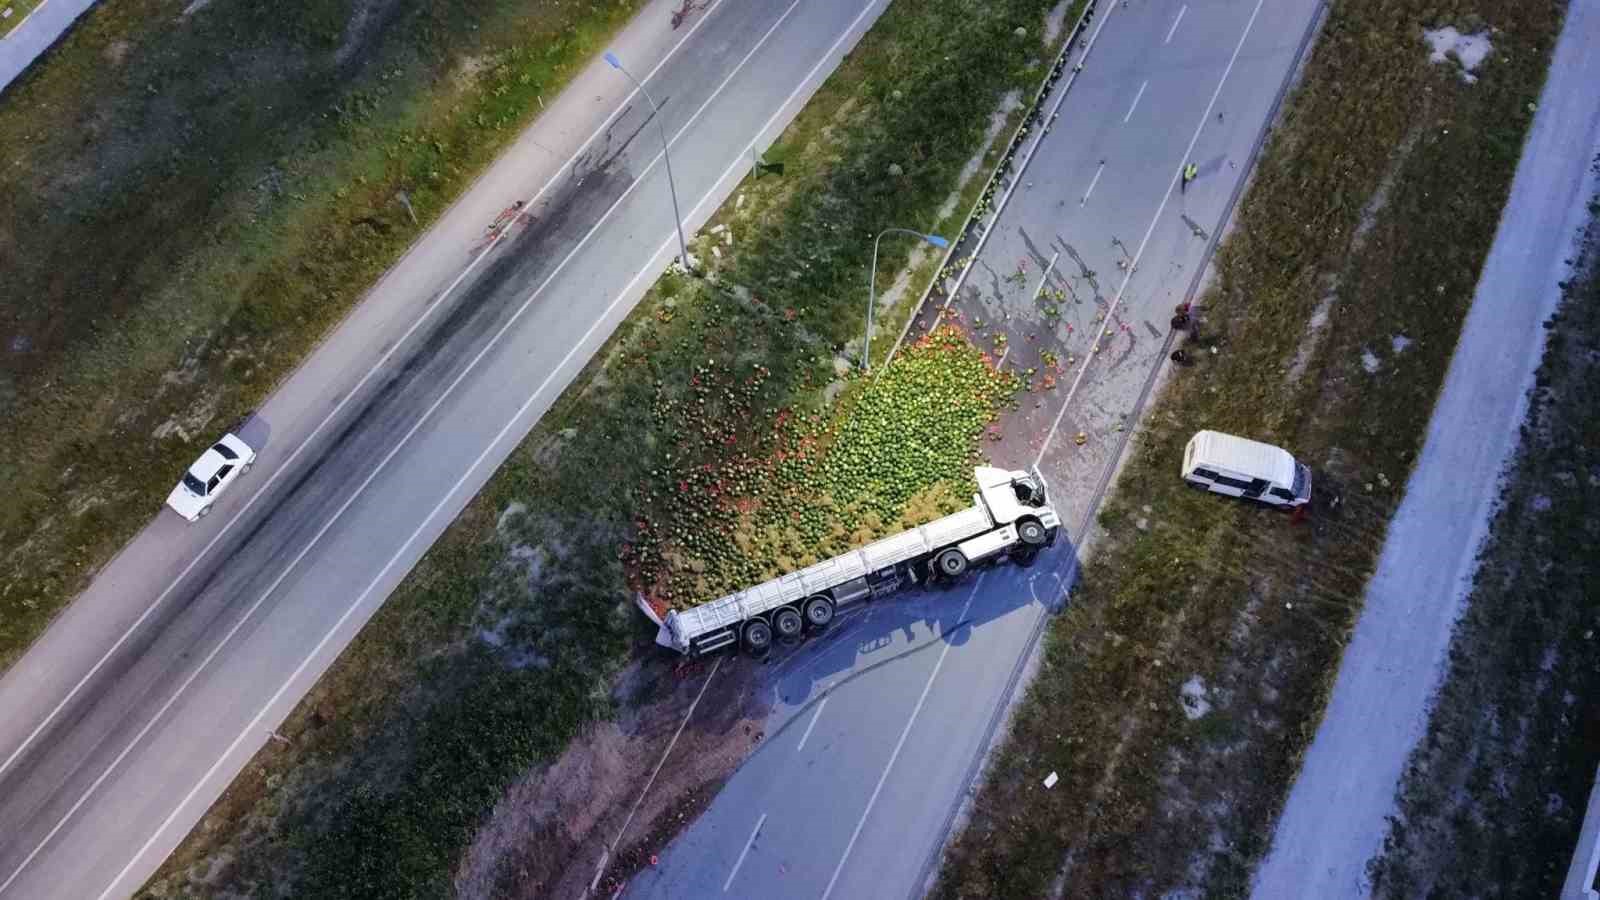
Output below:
[0,0,642,671]
[933,1,1565,896]
[140,0,1076,895]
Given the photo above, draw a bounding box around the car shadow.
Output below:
[232,411,272,453]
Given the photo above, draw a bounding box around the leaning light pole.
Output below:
[863,228,949,370]
[604,50,694,274]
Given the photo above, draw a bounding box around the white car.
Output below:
[166,433,256,522]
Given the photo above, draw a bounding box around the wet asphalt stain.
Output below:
[3,102,666,806]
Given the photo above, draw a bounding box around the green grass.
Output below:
[932,1,1566,896]
[1368,175,1600,899]
[139,0,1075,894]
[0,0,643,672]
[628,325,1021,610]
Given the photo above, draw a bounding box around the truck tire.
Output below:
[773,607,804,639]
[1014,547,1039,567]
[934,548,968,579]
[803,595,835,628]
[743,619,773,654]
[1018,518,1047,546]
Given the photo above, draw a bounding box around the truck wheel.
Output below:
[742,619,773,655]
[1014,548,1039,568]
[803,596,835,628]
[1018,518,1047,546]
[773,607,804,639]
[934,548,968,579]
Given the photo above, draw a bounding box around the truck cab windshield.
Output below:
[1012,478,1045,507]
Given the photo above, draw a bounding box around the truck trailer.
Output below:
[635,466,1062,656]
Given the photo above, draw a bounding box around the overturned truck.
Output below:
[636,466,1061,656]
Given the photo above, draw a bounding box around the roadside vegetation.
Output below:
[140,0,1074,895]
[933,1,1565,896]
[1368,174,1600,898]
[0,0,642,670]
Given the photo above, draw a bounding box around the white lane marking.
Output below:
[1032,250,1059,302]
[1123,78,1149,123]
[590,655,723,892]
[1081,161,1105,205]
[0,0,731,787]
[927,0,1120,334]
[1036,0,1265,468]
[795,695,828,752]
[1165,4,1187,44]
[820,575,985,900]
[723,812,768,892]
[996,346,1011,368]
[3,0,873,893]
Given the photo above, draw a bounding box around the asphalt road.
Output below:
[630,1,1326,897]
[0,0,893,896]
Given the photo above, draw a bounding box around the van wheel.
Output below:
[773,607,804,639]
[803,596,835,629]
[1018,518,1047,546]
[742,619,773,655]
[242,461,253,475]
[934,548,968,579]
[197,504,212,519]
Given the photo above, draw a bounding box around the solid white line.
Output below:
[1123,79,1149,123]
[590,655,723,892]
[796,695,828,752]
[0,0,731,788]
[928,0,1121,333]
[1036,0,1265,468]
[820,576,985,900]
[1081,161,1105,205]
[1165,4,1187,44]
[723,812,768,892]
[4,0,867,893]
[997,345,1011,368]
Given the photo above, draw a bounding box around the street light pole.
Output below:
[604,51,694,274]
[864,228,949,371]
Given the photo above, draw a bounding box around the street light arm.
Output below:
[604,51,694,274]
[862,227,949,371]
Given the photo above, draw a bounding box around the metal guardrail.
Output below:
[878,0,1098,373]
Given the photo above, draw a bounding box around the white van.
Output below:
[1181,430,1311,508]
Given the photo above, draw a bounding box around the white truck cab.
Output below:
[1181,430,1311,508]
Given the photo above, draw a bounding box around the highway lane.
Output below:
[0,0,892,896]
[631,1,1326,897]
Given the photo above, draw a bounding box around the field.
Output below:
[137,0,1079,895]
[932,0,1567,896]
[0,0,642,671]
[1368,170,1600,899]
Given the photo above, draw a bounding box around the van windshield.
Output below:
[1292,463,1308,497]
